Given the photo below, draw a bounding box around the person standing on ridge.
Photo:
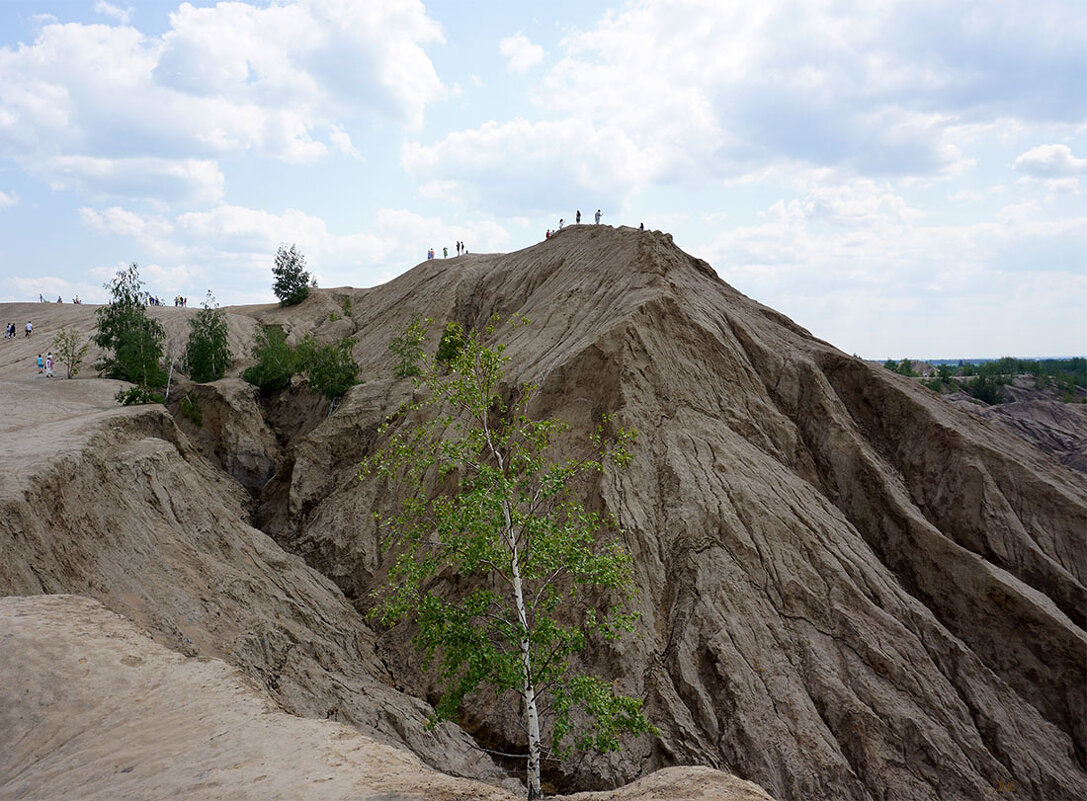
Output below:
[576,210,581,224]
[558,218,564,229]
[595,209,601,224]
[443,246,448,258]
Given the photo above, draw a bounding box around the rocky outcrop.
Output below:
[960,398,1087,474]
[170,377,282,492]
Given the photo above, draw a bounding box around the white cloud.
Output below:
[93,2,133,25]
[406,1,1087,212]
[1014,144,1087,177]
[40,156,225,205]
[0,0,444,205]
[404,117,658,214]
[498,33,544,72]
[700,188,1087,357]
[545,1,1083,180]
[0,190,16,209]
[329,124,362,159]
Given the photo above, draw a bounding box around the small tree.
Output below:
[94,263,167,387]
[389,314,427,378]
[297,334,360,400]
[51,326,89,379]
[242,324,297,395]
[365,317,656,800]
[185,291,232,382]
[272,243,312,306]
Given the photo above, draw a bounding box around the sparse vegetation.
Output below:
[389,314,427,378]
[296,334,360,401]
[51,326,89,379]
[185,291,232,383]
[888,356,1085,404]
[115,385,164,405]
[243,324,359,400]
[94,263,167,388]
[435,320,465,365]
[242,325,297,395]
[272,244,313,306]
[365,317,657,800]
[179,394,203,427]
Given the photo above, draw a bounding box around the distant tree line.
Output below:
[881,355,1086,405]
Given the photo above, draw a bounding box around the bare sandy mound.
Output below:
[261,225,1086,800]
[0,594,774,801]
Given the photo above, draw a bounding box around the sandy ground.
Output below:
[0,595,776,800]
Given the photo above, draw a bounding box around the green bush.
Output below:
[969,374,1005,405]
[116,385,165,406]
[242,325,297,395]
[297,334,360,400]
[436,321,466,364]
[179,394,203,427]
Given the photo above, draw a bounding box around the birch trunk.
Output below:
[505,500,542,799]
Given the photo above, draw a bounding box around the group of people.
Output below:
[426,241,468,260]
[36,352,56,378]
[546,211,646,239]
[3,322,27,338]
[38,294,82,303]
[546,209,605,239]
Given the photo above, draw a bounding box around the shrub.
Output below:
[116,385,165,406]
[179,394,203,427]
[969,374,1005,405]
[436,321,465,364]
[297,334,360,400]
[242,325,296,395]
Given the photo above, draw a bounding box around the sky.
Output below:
[0,0,1084,359]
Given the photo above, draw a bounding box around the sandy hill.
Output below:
[1,223,1084,801]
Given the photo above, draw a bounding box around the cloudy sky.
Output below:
[0,0,1083,358]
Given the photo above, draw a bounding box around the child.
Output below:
[45,353,54,378]
[37,354,44,374]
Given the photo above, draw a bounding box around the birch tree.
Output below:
[364,317,655,799]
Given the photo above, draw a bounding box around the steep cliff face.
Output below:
[261,225,1086,801]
